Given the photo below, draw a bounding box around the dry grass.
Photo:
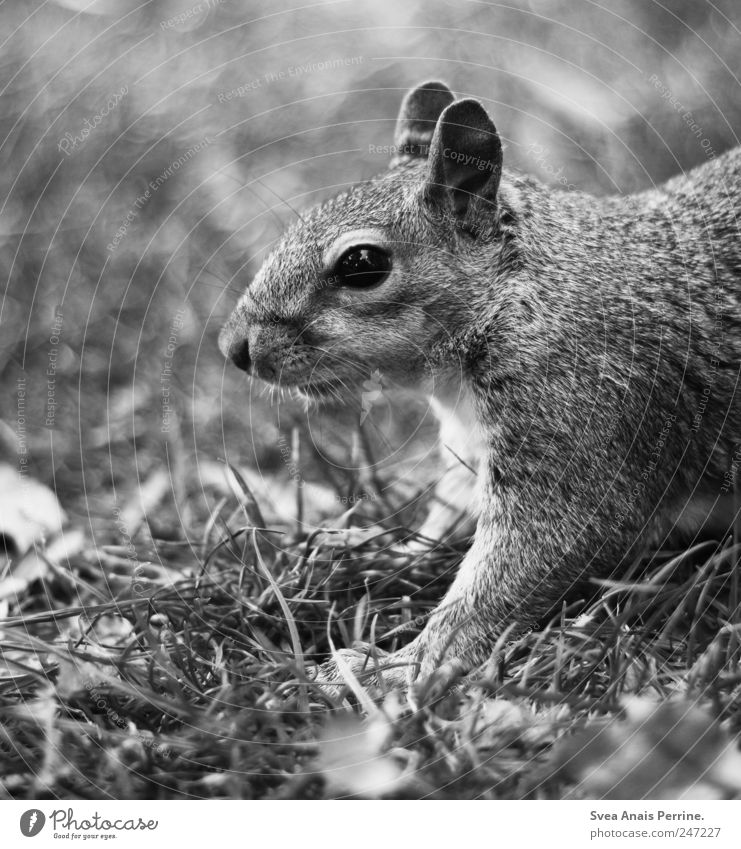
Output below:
[1,461,740,800]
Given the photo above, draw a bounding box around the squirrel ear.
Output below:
[426,99,503,218]
[391,81,454,167]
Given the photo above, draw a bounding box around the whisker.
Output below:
[253,175,307,225]
[192,270,245,299]
[215,167,289,233]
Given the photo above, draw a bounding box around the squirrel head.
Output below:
[219,81,508,402]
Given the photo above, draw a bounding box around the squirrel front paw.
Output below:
[312,642,420,697]
[311,639,467,701]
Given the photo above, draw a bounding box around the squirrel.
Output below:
[219,81,741,689]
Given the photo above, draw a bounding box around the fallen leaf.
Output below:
[0,464,65,558]
[0,529,83,602]
[317,709,405,798]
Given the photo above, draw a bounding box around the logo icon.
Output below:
[20,810,45,837]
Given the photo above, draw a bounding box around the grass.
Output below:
[1,452,740,800]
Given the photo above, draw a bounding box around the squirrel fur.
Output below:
[219,81,741,686]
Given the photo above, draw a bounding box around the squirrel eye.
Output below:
[334,245,392,288]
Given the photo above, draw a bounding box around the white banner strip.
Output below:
[1,800,740,848]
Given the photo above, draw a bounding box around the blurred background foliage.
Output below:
[1,0,740,539]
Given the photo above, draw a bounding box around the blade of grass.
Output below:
[252,529,307,712]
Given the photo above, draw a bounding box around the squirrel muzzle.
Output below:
[218,316,251,373]
[219,310,307,385]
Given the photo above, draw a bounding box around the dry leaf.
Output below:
[317,709,405,798]
[0,463,65,558]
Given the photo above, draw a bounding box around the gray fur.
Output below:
[220,82,741,682]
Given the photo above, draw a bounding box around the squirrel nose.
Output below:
[218,323,251,372]
[226,337,251,372]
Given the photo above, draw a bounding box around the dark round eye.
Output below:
[334,245,392,288]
